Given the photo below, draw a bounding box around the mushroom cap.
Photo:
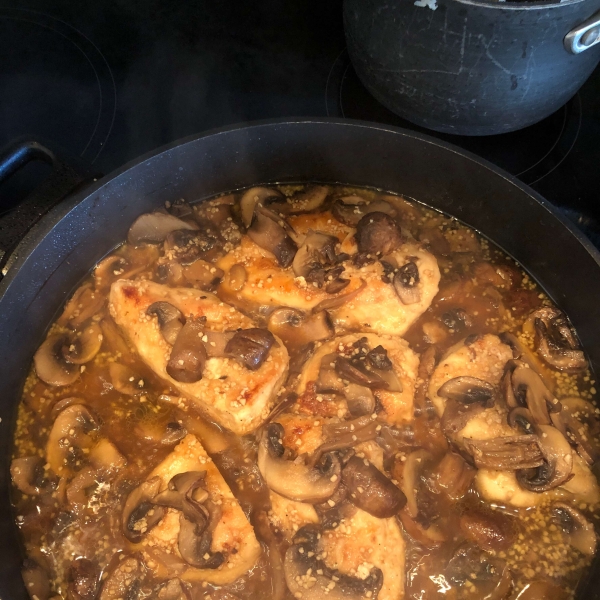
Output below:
[267,308,334,350]
[257,423,341,503]
[355,211,403,256]
[127,211,197,245]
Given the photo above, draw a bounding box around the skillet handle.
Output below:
[0,140,94,279]
[564,9,600,54]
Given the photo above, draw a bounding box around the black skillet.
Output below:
[1,118,599,598]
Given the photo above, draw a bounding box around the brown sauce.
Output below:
[12,184,600,600]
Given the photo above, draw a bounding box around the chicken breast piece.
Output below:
[109,279,289,435]
[429,334,600,507]
[429,334,513,418]
[217,213,439,337]
[140,434,261,585]
[320,508,405,600]
[476,452,600,507]
[297,334,419,426]
[268,491,319,543]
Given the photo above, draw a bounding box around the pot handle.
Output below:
[565,10,600,54]
[0,140,93,279]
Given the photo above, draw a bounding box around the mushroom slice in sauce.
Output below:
[109,363,145,396]
[152,471,210,524]
[400,449,433,518]
[332,197,396,227]
[464,436,544,470]
[516,425,573,492]
[334,355,389,389]
[166,317,207,383]
[98,556,146,600]
[127,211,197,245]
[551,502,598,556]
[292,230,338,278]
[247,211,297,268]
[46,404,99,475]
[67,558,100,600]
[177,504,225,569]
[345,383,376,417]
[284,524,384,600]
[257,423,341,503]
[58,284,106,329]
[11,456,56,496]
[342,455,406,518]
[34,334,80,387]
[62,323,103,365]
[552,397,600,464]
[146,301,185,345]
[355,211,404,256]
[121,476,166,543]
[224,327,275,371]
[510,365,556,425]
[269,185,330,215]
[239,186,283,228]
[530,309,587,373]
[393,261,421,305]
[437,376,495,405]
[267,307,333,348]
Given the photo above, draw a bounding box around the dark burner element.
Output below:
[0,8,116,165]
[326,50,581,187]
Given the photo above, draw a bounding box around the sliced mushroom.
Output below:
[516,425,573,492]
[109,363,145,396]
[401,449,433,518]
[342,455,406,518]
[165,229,222,264]
[464,436,544,470]
[511,366,556,425]
[312,278,367,312]
[239,187,283,228]
[393,262,421,305]
[332,197,396,227]
[267,307,333,348]
[355,211,403,256]
[167,317,208,383]
[99,556,145,600]
[46,404,98,475]
[225,328,275,371]
[529,309,587,373]
[257,423,341,503]
[182,259,224,289]
[310,418,381,466]
[345,383,376,417]
[552,397,600,465]
[121,476,166,543]
[225,263,247,291]
[58,284,106,329]
[507,407,537,435]
[247,211,297,268]
[146,302,185,345]
[292,230,338,278]
[177,506,224,569]
[127,211,197,245]
[11,456,55,496]
[414,346,439,420]
[441,398,488,436]
[270,185,330,215]
[153,471,210,525]
[438,377,495,405]
[551,502,597,556]
[459,507,516,551]
[284,524,383,600]
[22,558,50,600]
[367,345,393,371]
[202,330,236,358]
[62,323,103,365]
[334,355,388,389]
[428,452,475,500]
[316,352,346,393]
[397,509,447,549]
[440,308,473,332]
[67,558,100,600]
[34,334,80,387]
[157,579,191,600]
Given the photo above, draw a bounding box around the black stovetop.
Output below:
[1,0,600,243]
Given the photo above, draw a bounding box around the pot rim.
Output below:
[451,0,586,10]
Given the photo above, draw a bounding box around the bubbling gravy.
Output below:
[12,185,600,600]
